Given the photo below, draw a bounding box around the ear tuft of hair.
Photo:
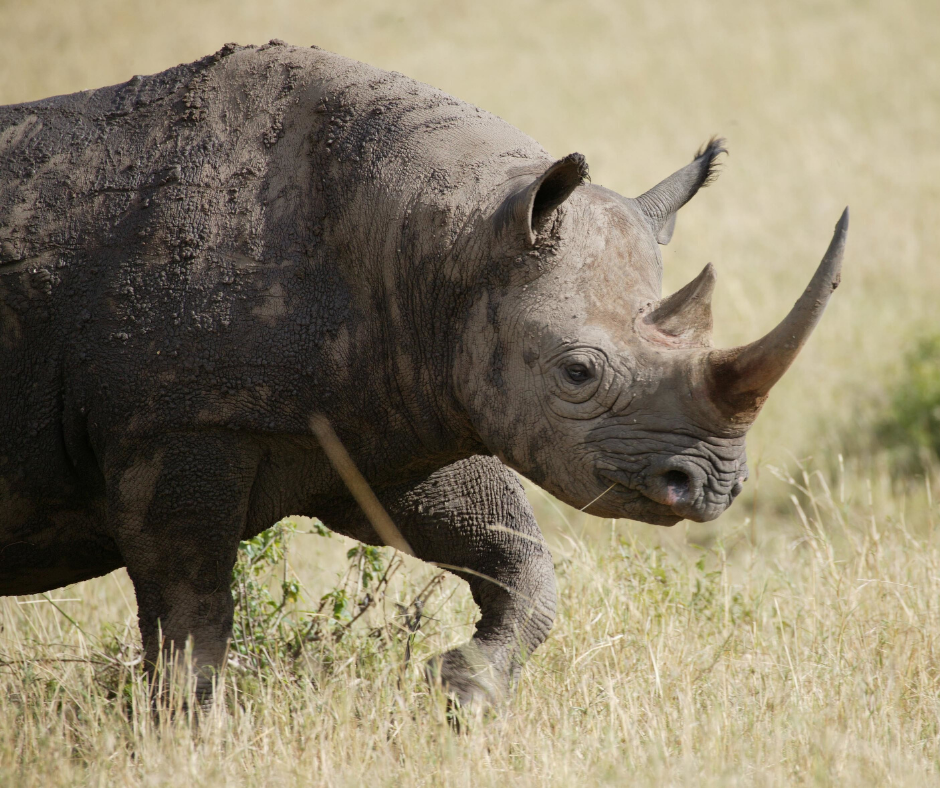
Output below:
[694,136,727,189]
[570,152,591,183]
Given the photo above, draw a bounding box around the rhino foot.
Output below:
[425,641,513,710]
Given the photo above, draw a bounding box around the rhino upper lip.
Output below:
[598,468,647,499]
[597,470,684,519]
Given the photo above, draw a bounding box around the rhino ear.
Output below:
[636,138,726,245]
[497,153,589,247]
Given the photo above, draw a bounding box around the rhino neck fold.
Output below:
[290,49,553,470]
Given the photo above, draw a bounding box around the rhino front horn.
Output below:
[706,208,849,422]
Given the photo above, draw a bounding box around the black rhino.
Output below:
[0,41,847,706]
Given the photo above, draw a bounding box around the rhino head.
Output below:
[457,140,848,525]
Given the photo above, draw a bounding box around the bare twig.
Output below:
[309,415,414,556]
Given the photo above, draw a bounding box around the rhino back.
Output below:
[0,42,549,531]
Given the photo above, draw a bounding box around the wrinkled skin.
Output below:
[0,41,846,707]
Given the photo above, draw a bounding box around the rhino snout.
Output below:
[644,459,745,523]
[644,461,700,513]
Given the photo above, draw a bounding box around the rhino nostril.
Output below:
[662,469,691,502]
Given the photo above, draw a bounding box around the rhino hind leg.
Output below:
[321,455,557,709]
[105,432,259,701]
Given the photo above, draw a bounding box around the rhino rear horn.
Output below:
[644,263,716,346]
[706,208,849,423]
[498,153,589,246]
[636,138,726,244]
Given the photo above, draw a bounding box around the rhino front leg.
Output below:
[105,433,258,701]
[323,455,556,708]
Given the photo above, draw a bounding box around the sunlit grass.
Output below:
[4,464,940,786]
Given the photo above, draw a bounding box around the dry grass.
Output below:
[4,468,940,786]
[2,0,940,784]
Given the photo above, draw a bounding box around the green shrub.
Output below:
[229,518,442,678]
[874,334,940,473]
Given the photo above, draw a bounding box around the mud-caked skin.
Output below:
[0,41,847,705]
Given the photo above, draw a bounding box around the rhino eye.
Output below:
[565,363,592,383]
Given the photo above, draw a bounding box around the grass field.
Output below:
[2,0,940,784]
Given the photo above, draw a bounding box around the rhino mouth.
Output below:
[596,463,735,525]
[587,474,686,526]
